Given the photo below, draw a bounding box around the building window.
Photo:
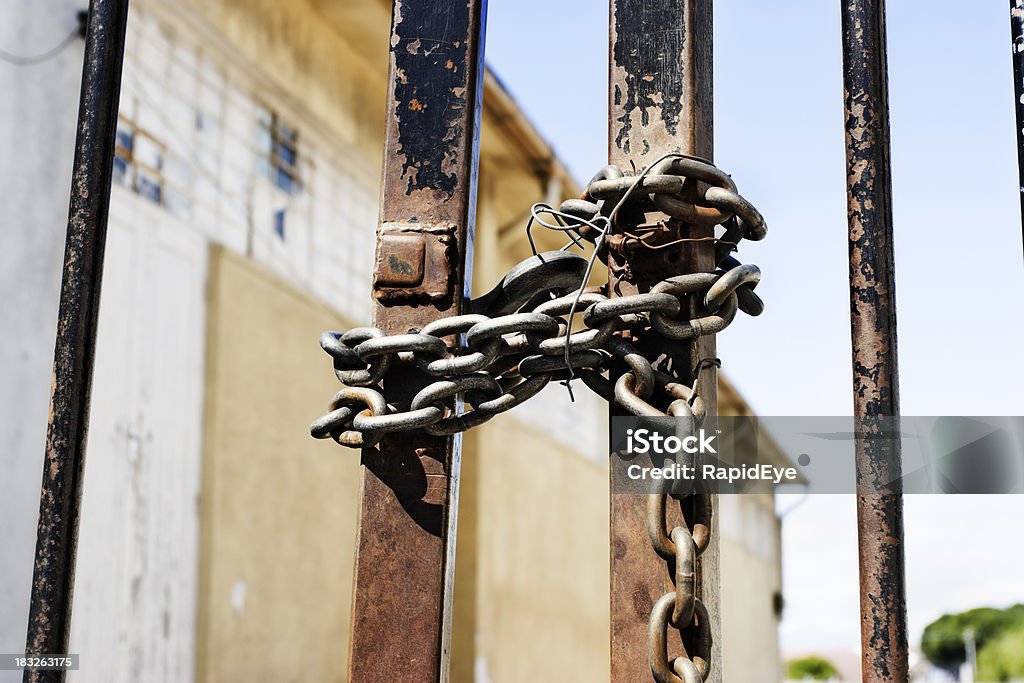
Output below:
[114,117,191,217]
[255,105,301,195]
[195,110,219,137]
[113,127,134,185]
[274,209,286,241]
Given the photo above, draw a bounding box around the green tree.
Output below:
[977,623,1024,682]
[786,655,839,681]
[921,604,1024,670]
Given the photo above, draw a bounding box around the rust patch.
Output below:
[373,223,457,307]
[348,1,484,680]
[375,234,425,287]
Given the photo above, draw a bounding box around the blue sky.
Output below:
[486,0,1024,657]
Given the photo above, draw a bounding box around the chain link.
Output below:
[647,463,716,681]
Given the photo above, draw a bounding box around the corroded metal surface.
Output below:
[610,0,711,160]
[373,224,455,302]
[23,2,130,682]
[1010,0,1024,248]
[840,1,909,681]
[608,2,722,682]
[346,1,486,681]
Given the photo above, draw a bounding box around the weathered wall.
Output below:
[0,3,89,679]
[718,384,785,682]
[198,246,360,683]
[171,0,388,169]
[454,422,610,683]
[69,191,208,683]
[720,494,784,682]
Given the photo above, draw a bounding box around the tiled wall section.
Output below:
[115,6,377,326]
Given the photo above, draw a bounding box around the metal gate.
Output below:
[25,0,1024,681]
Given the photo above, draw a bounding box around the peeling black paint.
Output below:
[1009,1,1024,259]
[391,1,469,198]
[612,0,686,155]
[842,1,909,681]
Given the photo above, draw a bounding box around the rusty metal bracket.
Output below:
[373,222,458,303]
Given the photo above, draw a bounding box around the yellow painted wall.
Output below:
[453,421,610,683]
[199,246,361,683]
[199,244,611,683]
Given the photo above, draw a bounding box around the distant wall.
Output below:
[69,189,207,683]
[198,246,360,683]
[454,420,610,683]
[720,494,784,682]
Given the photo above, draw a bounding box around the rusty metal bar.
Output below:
[607,1,721,681]
[346,1,486,680]
[840,1,909,681]
[22,1,130,681]
[1011,0,1024,246]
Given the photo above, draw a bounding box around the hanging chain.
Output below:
[310,153,768,681]
[646,405,716,682]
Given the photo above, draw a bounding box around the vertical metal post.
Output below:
[840,1,909,681]
[23,1,129,681]
[347,1,486,681]
[1010,0,1024,248]
[608,1,721,681]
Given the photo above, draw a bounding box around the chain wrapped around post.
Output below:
[311,154,765,443]
[310,271,757,444]
[646,402,716,683]
[310,155,768,681]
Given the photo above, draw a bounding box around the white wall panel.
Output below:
[68,192,206,683]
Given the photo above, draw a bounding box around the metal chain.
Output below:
[310,266,759,447]
[562,153,764,682]
[310,154,765,445]
[310,154,767,681]
[646,416,715,682]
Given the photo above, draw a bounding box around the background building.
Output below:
[0,0,794,680]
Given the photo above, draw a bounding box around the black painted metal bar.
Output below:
[1011,0,1024,250]
[839,1,909,681]
[23,1,130,681]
